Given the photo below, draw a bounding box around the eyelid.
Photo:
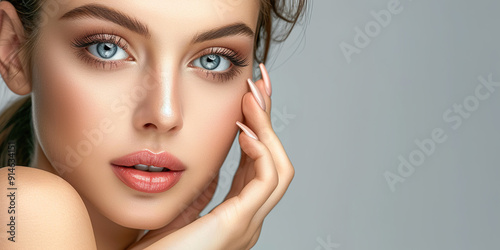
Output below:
[72,33,129,50]
[189,47,249,82]
[189,47,248,68]
[71,32,135,69]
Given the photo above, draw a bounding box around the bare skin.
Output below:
[0,0,294,249]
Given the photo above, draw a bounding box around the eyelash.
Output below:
[71,33,132,70]
[71,33,249,81]
[192,47,249,82]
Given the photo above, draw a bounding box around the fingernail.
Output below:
[236,121,258,140]
[259,63,272,97]
[247,78,266,111]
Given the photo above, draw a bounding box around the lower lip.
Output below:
[111,165,183,193]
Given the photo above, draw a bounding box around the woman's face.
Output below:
[30,0,259,229]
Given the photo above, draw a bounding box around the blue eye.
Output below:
[88,42,129,60]
[193,54,231,72]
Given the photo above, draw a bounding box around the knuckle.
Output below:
[283,165,295,184]
[277,162,295,184]
[258,128,276,142]
[269,169,279,189]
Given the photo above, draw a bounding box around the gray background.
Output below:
[2,0,500,249]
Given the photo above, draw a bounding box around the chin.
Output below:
[106,204,182,230]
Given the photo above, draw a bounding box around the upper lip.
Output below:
[110,149,185,171]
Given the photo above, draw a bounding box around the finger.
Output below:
[247,78,271,117]
[247,118,294,222]
[255,63,272,115]
[242,90,292,174]
[225,73,271,201]
[240,72,294,222]
[211,123,278,220]
[246,225,263,250]
[259,63,272,97]
[224,144,253,201]
[242,69,296,222]
[252,78,272,116]
[233,123,276,209]
[243,70,294,183]
[224,157,248,200]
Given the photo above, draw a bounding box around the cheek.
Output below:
[177,77,247,179]
[29,28,251,227]
[31,47,117,174]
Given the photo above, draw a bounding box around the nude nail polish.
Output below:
[236,121,258,140]
[259,63,272,97]
[247,79,266,111]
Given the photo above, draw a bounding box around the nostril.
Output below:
[142,122,181,133]
[143,123,157,129]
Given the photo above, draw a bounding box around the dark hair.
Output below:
[256,0,307,64]
[0,0,307,167]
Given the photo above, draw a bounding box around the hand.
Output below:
[218,63,294,249]
[126,174,219,249]
[129,64,294,250]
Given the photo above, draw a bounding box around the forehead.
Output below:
[43,0,261,34]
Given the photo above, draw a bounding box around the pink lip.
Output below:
[110,150,185,193]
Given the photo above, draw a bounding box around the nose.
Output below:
[132,67,183,134]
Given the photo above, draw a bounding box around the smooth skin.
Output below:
[0,0,294,249]
[128,70,294,250]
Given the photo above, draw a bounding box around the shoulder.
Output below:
[0,166,96,249]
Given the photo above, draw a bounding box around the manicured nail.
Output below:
[247,78,266,111]
[259,63,272,97]
[236,121,258,140]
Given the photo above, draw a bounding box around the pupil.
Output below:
[97,43,117,59]
[201,54,220,70]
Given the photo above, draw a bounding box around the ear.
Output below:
[0,1,31,95]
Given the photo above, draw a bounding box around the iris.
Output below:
[96,43,118,59]
[200,54,221,70]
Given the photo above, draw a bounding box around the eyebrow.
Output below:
[60,4,150,38]
[60,4,254,42]
[191,23,254,44]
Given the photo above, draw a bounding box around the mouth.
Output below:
[122,164,173,172]
[110,150,185,193]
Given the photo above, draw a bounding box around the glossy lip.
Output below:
[110,149,186,171]
[110,149,185,193]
